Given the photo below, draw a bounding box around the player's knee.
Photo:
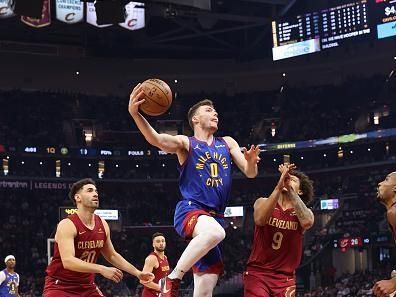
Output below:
[194,286,214,297]
[208,227,225,244]
[199,289,213,297]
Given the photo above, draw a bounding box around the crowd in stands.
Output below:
[304,270,393,297]
[0,75,394,148]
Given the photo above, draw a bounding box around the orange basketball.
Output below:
[139,79,173,116]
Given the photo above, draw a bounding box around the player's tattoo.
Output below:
[290,192,314,223]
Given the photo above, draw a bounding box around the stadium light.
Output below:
[56,160,61,177]
[2,159,9,176]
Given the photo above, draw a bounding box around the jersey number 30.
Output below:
[272,232,284,250]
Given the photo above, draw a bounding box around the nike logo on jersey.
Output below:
[79,231,86,235]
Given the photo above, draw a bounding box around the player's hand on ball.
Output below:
[373,279,396,297]
[242,145,261,164]
[128,83,146,116]
[138,271,155,284]
[100,266,123,283]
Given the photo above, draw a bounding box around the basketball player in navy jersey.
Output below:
[373,172,396,297]
[0,255,20,297]
[129,84,260,297]
[43,178,154,297]
[244,163,314,297]
[141,233,170,297]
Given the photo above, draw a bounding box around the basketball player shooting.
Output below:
[43,178,154,297]
[128,84,260,297]
[244,163,314,297]
[373,172,396,297]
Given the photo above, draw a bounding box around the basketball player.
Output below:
[244,163,314,297]
[141,233,170,297]
[43,178,154,297]
[128,84,260,297]
[0,255,20,297]
[373,172,396,297]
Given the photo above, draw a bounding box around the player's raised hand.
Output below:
[242,145,261,164]
[276,163,296,191]
[373,279,396,297]
[100,266,124,283]
[128,83,146,116]
[137,271,155,284]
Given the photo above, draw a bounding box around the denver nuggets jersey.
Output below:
[0,270,19,297]
[178,137,232,213]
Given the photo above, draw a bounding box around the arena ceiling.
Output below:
[0,0,299,60]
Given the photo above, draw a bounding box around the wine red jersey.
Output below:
[142,252,170,297]
[45,214,107,284]
[247,203,304,275]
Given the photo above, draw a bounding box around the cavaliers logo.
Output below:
[127,18,137,28]
[0,6,8,16]
[65,12,75,22]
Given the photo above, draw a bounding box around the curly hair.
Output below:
[291,170,314,205]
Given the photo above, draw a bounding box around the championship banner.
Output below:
[56,0,84,24]
[21,0,51,28]
[119,1,145,31]
[0,0,15,18]
[86,2,112,28]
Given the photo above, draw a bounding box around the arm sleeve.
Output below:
[0,271,6,285]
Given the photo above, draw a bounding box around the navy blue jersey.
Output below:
[0,270,19,297]
[178,137,232,213]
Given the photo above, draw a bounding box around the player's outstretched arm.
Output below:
[223,136,260,178]
[253,164,294,226]
[56,219,123,283]
[128,84,188,154]
[139,255,161,291]
[100,219,154,283]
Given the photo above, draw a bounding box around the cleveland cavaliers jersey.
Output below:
[247,203,304,275]
[46,214,107,284]
[178,136,232,213]
[142,252,170,296]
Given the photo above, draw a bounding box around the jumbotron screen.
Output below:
[374,0,396,39]
[272,0,394,60]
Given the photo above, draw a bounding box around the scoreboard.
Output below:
[272,0,395,60]
[374,0,396,39]
[320,1,370,49]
